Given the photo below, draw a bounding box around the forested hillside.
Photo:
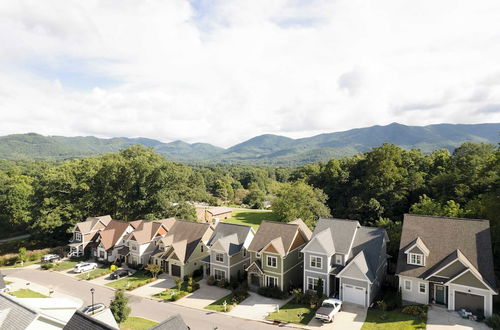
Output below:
[1,122,498,164]
[0,142,498,263]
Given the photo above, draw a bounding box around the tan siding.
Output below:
[451,271,489,290]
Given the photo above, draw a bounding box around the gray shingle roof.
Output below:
[161,220,213,263]
[150,314,189,330]
[350,226,388,281]
[64,310,117,330]
[0,293,39,330]
[207,222,253,255]
[396,214,496,289]
[312,218,360,255]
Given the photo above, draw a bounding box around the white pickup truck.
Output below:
[314,298,342,322]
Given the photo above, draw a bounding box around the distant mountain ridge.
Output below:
[0,122,498,165]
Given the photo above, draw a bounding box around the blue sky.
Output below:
[0,0,499,147]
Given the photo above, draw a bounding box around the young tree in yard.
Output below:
[316,278,324,298]
[145,263,161,279]
[272,181,331,228]
[17,247,27,266]
[175,277,183,291]
[110,290,130,324]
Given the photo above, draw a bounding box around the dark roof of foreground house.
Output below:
[248,219,312,255]
[149,314,189,330]
[0,293,38,330]
[310,218,361,255]
[396,214,496,289]
[64,310,117,330]
[349,226,388,282]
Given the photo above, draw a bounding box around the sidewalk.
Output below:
[4,275,84,307]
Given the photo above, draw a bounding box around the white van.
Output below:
[73,262,98,273]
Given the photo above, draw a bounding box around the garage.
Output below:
[171,264,181,277]
[343,284,366,307]
[455,291,484,314]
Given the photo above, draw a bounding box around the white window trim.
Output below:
[419,282,427,294]
[307,276,319,291]
[215,253,224,262]
[75,232,82,241]
[267,256,278,268]
[266,275,278,288]
[335,254,343,265]
[404,279,412,291]
[310,256,322,269]
[408,253,424,266]
[214,269,226,281]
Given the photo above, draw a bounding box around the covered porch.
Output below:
[246,260,264,292]
[68,242,84,257]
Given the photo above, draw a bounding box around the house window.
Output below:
[419,283,426,294]
[75,233,82,241]
[266,276,278,288]
[214,269,226,281]
[408,253,424,266]
[242,248,247,257]
[307,277,319,291]
[130,245,137,251]
[335,255,343,265]
[267,256,277,268]
[201,245,204,252]
[215,253,224,262]
[310,256,322,269]
[404,279,412,291]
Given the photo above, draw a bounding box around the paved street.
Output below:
[1,268,290,330]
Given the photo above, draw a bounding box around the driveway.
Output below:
[307,303,367,330]
[228,292,292,321]
[427,306,490,330]
[174,279,231,309]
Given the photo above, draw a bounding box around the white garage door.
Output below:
[343,284,366,306]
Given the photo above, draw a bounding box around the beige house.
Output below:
[68,215,112,257]
[197,207,233,223]
[150,220,213,278]
[95,220,139,263]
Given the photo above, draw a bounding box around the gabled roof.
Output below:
[98,220,130,250]
[404,237,430,256]
[337,251,374,282]
[350,226,388,278]
[126,221,167,244]
[207,222,253,255]
[301,228,335,255]
[150,314,189,330]
[262,237,286,257]
[76,215,112,233]
[161,220,213,263]
[64,310,117,330]
[310,218,360,255]
[247,219,311,255]
[206,207,233,216]
[155,218,176,230]
[396,214,496,290]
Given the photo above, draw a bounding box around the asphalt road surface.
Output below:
[2,268,289,330]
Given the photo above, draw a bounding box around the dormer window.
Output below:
[335,254,343,266]
[75,233,82,241]
[408,253,424,266]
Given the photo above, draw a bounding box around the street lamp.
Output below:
[90,288,95,315]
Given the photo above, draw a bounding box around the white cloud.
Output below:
[0,0,499,147]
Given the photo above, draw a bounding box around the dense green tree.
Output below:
[410,194,462,217]
[272,181,331,227]
[0,171,34,226]
[243,183,266,209]
[110,290,131,323]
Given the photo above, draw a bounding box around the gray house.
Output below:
[396,214,497,317]
[202,222,255,281]
[301,218,388,307]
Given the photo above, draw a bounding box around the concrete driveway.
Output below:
[307,303,367,330]
[228,292,292,321]
[130,275,176,298]
[427,306,490,330]
[173,279,231,309]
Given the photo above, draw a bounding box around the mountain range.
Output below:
[0,122,498,165]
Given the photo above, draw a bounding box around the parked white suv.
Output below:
[73,262,98,273]
[41,254,60,263]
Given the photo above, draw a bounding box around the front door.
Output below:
[171,264,181,277]
[435,284,446,304]
[161,260,169,274]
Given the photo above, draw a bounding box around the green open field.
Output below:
[223,210,278,229]
[120,316,158,330]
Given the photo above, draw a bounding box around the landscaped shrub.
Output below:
[257,287,287,299]
[183,275,189,282]
[125,278,155,291]
[192,267,203,280]
[171,293,181,301]
[192,282,200,291]
[41,263,54,270]
[207,275,215,285]
[217,278,227,288]
[401,305,427,318]
[376,300,387,312]
[231,286,249,304]
[229,277,239,290]
[175,277,183,291]
[485,314,500,329]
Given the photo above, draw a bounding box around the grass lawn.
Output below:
[9,289,49,298]
[267,302,316,325]
[78,266,112,280]
[205,293,236,312]
[120,316,158,330]
[107,270,155,291]
[53,259,82,271]
[224,210,278,229]
[153,281,197,301]
[362,309,427,330]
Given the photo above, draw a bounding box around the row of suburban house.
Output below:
[68,214,497,316]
